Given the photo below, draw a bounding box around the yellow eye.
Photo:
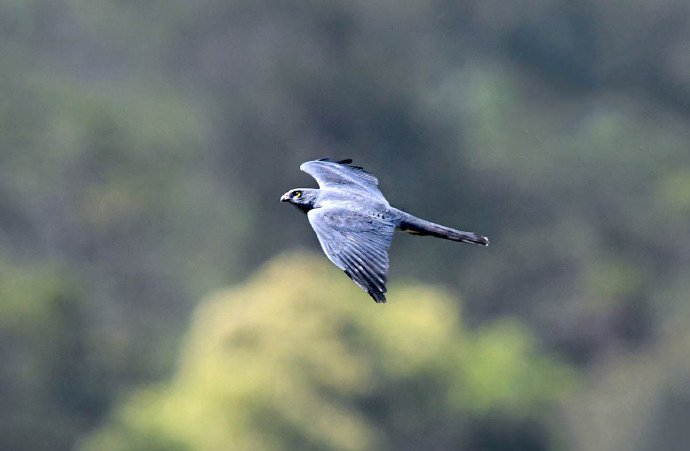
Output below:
[293,191,302,198]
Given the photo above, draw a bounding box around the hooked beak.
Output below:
[280,192,290,202]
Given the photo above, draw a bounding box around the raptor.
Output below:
[281,158,489,303]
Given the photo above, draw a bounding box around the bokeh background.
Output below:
[2,1,690,450]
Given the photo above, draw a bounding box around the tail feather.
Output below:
[398,212,489,246]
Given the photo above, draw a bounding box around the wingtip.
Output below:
[371,292,387,303]
[316,157,354,165]
[370,285,387,303]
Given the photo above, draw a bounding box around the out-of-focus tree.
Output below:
[563,333,690,451]
[0,41,244,449]
[0,261,100,450]
[82,253,573,451]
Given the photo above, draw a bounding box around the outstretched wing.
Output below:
[300,158,386,201]
[308,206,395,303]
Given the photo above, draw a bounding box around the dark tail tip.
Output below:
[471,234,490,246]
[453,231,489,246]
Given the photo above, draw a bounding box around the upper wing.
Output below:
[308,206,395,302]
[300,158,386,201]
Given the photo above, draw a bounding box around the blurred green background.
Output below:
[2,1,690,450]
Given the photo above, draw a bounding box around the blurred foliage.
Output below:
[1,0,690,450]
[0,261,100,450]
[562,321,690,451]
[82,254,572,451]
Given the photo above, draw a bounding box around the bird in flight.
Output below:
[281,158,489,303]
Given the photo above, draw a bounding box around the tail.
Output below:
[397,212,489,246]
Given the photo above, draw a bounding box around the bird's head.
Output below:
[280,188,319,213]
